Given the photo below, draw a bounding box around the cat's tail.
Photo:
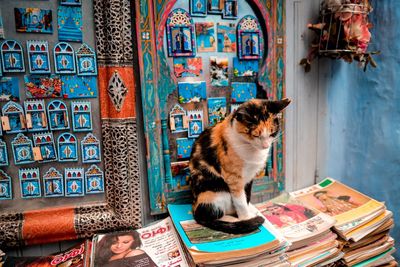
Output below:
[194,212,265,234]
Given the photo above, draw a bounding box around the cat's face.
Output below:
[232,98,291,150]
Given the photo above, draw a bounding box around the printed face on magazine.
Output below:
[110,235,135,254]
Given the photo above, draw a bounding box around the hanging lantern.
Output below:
[300,0,379,72]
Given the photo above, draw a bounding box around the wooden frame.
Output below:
[0,0,142,247]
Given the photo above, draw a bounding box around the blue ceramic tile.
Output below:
[85,165,104,194]
[65,168,84,197]
[19,168,41,198]
[58,133,78,162]
[43,167,64,197]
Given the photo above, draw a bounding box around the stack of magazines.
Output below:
[256,193,342,266]
[167,204,291,267]
[291,178,396,267]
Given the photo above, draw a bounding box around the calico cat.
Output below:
[189,98,291,234]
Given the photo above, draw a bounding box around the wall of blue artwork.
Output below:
[317,0,400,258]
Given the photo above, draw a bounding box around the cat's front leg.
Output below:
[232,190,256,220]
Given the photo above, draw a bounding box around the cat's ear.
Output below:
[267,98,291,114]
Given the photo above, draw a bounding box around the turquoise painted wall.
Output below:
[320,0,400,258]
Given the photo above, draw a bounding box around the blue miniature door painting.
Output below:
[207,97,227,126]
[71,101,92,132]
[0,77,20,102]
[26,40,51,74]
[0,170,12,200]
[65,168,84,197]
[81,133,101,163]
[19,168,41,199]
[33,132,57,163]
[169,104,187,134]
[237,15,263,60]
[187,110,203,138]
[54,42,76,74]
[166,9,196,57]
[61,75,98,98]
[1,40,25,73]
[25,100,48,132]
[85,165,104,194]
[47,100,70,131]
[176,138,195,159]
[43,167,64,197]
[2,101,26,134]
[231,82,256,103]
[12,134,35,165]
[75,43,98,76]
[222,0,238,19]
[58,6,83,42]
[0,139,8,167]
[58,133,78,162]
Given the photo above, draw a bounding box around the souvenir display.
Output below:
[26,40,51,74]
[33,132,58,163]
[60,0,82,6]
[81,133,101,163]
[0,139,8,166]
[0,169,12,200]
[187,109,203,138]
[58,132,78,162]
[12,134,34,165]
[166,8,196,57]
[25,75,62,98]
[222,0,238,19]
[25,100,48,132]
[217,22,236,52]
[0,77,20,102]
[75,43,98,75]
[107,70,128,112]
[178,81,206,103]
[47,100,70,131]
[209,56,229,86]
[71,101,92,132]
[0,40,25,73]
[231,82,257,103]
[190,0,207,17]
[65,168,84,197]
[19,168,41,198]
[42,167,64,197]
[237,15,263,60]
[14,8,53,34]
[173,57,202,78]
[2,101,26,134]
[169,104,188,134]
[176,138,195,159]
[207,97,227,126]
[195,22,216,52]
[54,42,76,74]
[85,165,104,194]
[61,75,98,98]
[170,161,190,192]
[58,6,83,42]
[233,57,258,76]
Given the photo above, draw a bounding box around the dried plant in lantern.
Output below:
[300,0,379,72]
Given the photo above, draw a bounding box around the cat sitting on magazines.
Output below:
[189,98,291,234]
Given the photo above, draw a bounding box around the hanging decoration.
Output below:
[81,133,101,163]
[71,101,92,132]
[26,40,51,74]
[0,40,25,73]
[33,132,58,163]
[65,168,84,197]
[166,8,196,57]
[25,99,48,132]
[75,43,98,75]
[58,133,78,162]
[54,42,76,74]
[85,165,104,194]
[300,0,378,72]
[107,70,128,112]
[0,139,8,167]
[12,134,35,165]
[43,167,64,197]
[237,15,263,60]
[19,168,41,199]
[47,100,70,131]
[2,101,26,134]
[0,169,12,200]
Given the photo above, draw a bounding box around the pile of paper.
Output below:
[291,178,396,267]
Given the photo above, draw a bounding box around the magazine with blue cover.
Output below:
[168,204,279,254]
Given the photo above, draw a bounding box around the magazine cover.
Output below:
[255,193,336,242]
[91,217,189,267]
[290,178,385,227]
[4,240,91,267]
